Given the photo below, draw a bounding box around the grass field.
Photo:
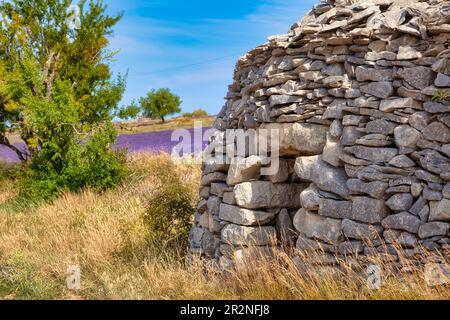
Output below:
[115,116,215,134]
[0,154,449,300]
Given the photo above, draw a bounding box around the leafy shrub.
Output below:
[182,109,209,118]
[19,125,128,203]
[143,160,196,246]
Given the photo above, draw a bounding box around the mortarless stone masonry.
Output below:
[189,0,450,270]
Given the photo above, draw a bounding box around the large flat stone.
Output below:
[429,199,450,222]
[260,123,328,156]
[380,98,422,112]
[295,155,350,199]
[344,146,398,163]
[382,212,423,234]
[219,204,276,226]
[293,209,343,245]
[227,156,262,186]
[347,179,388,199]
[221,224,277,246]
[342,219,384,241]
[351,197,390,224]
[234,181,305,209]
[360,81,394,99]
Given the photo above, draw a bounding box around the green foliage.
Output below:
[431,90,450,104]
[144,162,195,245]
[20,125,128,202]
[139,88,182,123]
[0,0,127,200]
[182,109,209,118]
[116,100,141,120]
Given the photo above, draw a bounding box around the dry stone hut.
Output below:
[189,0,450,270]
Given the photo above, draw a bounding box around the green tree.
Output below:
[139,88,181,123]
[0,0,127,200]
[116,100,141,120]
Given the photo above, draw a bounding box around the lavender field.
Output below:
[0,127,212,163]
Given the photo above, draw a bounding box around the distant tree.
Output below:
[182,109,209,118]
[139,88,181,123]
[116,100,141,120]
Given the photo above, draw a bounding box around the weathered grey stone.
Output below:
[354,96,380,109]
[219,204,276,226]
[234,181,305,209]
[296,234,334,253]
[341,127,365,146]
[355,66,393,82]
[409,197,427,216]
[207,196,221,216]
[345,146,398,163]
[360,81,394,99]
[384,229,402,244]
[268,159,290,183]
[199,187,210,199]
[443,184,450,199]
[269,95,303,107]
[409,112,432,131]
[422,122,450,143]
[201,172,227,186]
[365,51,396,61]
[415,170,443,184]
[411,183,424,198]
[429,199,450,222]
[380,98,422,112]
[394,125,421,148]
[260,123,328,156]
[397,232,418,248]
[293,209,343,245]
[330,119,343,138]
[382,212,423,234]
[365,119,396,135]
[210,183,231,197]
[318,199,352,219]
[397,46,422,60]
[347,179,388,199]
[342,219,383,241]
[223,191,237,205]
[276,209,295,246]
[419,222,450,239]
[189,227,204,248]
[295,155,350,199]
[351,197,389,224]
[300,184,322,211]
[435,73,450,87]
[227,156,263,186]
[423,102,450,114]
[221,224,277,246]
[386,193,414,212]
[323,134,343,167]
[355,134,393,147]
[348,5,380,24]
[398,66,434,90]
[338,241,364,255]
[389,155,416,168]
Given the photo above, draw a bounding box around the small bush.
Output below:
[19,125,128,203]
[182,109,209,118]
[143,159,196,246]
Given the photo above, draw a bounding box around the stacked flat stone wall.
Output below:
[189,0,450,269]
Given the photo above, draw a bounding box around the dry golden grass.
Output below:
[0,153,449,300]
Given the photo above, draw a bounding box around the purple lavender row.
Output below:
[0,127,212,163]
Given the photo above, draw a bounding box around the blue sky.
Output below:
[104,0,317,115]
